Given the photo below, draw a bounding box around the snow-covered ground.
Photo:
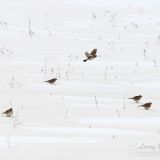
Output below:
[0,0,160,159]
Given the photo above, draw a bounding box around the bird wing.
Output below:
[85,52,92,58]
[90,49,97,56]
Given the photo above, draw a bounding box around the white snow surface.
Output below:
[0,0,160,159]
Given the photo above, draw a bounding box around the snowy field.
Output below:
[0,0,160,159]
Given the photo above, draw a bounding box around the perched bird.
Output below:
[83,48,97,62]
[137,102,152,110]
[129,95,142,103]
[2,108,13,117]
[44,78,57,84]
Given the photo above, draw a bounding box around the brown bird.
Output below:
[44,78,57,84]
[129,95,142,103]
[137,102,152,110]
[83,48,97,62]
[2,108,13,117]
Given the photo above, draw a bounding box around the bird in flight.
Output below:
[83,48,97,62]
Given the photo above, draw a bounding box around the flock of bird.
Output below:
[1,48,152,118]
[128,95,152,110]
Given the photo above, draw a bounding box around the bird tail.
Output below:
[83,59,88,62]
[137,105,142,107]
[2,111,7,114]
